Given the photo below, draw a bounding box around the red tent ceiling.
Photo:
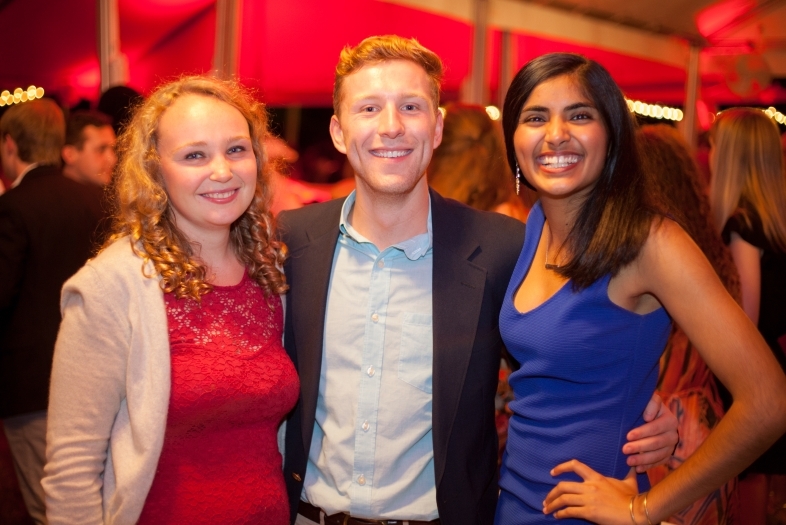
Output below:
[0,0,780,108]
[0,0,216,103]
[237,0,471,105]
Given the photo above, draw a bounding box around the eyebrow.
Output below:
[521,102,595,113]
[400,93,429,100]
[172,136,251,153]
[351,92,429,104]
[176,141,207,150]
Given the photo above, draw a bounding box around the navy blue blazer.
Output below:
[278,190,526,525]
[0,165,106,418]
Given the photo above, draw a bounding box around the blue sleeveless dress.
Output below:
[495,202,671,523]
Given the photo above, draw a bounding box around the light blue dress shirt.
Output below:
[302,191,437,520]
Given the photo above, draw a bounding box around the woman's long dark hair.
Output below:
[502,53,655,289]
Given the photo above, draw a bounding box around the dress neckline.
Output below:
[509,203,666,320]
[511,202,571,316]
[211,270,250,291]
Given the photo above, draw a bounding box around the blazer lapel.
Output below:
[287,200,343,453]
[430,191,488,485]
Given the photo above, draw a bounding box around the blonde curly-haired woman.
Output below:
[42,76,297,525]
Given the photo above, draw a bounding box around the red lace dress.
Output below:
[137,273,298,524]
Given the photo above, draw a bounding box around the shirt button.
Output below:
[362,420,370,432]
[358,474,366,485]
[367,366,375,377]
[371,313,379,323]
[377,260,385,269]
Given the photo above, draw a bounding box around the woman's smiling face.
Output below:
[513,74,608,201]
[156,94,258,240]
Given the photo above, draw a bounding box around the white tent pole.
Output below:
[682,45,700,151]
[98,0,128,92]
[497,30,513,109]
[467,0,488,104]
[213,0,243,79]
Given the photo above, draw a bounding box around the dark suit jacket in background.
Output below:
[0,165,107,418]
[278,190,526,525]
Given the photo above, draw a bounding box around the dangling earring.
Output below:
[515,164,521,196]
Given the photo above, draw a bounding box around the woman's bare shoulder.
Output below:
[640,216,701,267]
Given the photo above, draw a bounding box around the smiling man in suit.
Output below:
[278,36,677,525]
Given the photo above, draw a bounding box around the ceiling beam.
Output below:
[379,0,688,69]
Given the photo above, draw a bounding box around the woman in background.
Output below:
[709,108,786,524]
[639,124,739,525]
[428,102,536,221]
[43,76,298,524]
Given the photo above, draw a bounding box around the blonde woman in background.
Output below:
[709,108,786,524]
[43,76,298,525]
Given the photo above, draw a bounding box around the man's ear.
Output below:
[433,108,444,149]
[62,145,78,165]
[2,134,17,158]
[329,115,347,154]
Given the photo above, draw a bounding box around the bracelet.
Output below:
[629,495,636,524]
[643,492,654,525]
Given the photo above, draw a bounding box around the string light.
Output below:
[626,98,683,122]
[440,100,783,127]
[764,107,786,125]
[0,85,45,107]
[485,105,501,120]
[439,105,502,121]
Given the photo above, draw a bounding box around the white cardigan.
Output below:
[43,238,170,525]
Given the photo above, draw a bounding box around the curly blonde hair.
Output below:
[104,75,287,300]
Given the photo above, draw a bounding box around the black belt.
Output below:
[298,501,441,525]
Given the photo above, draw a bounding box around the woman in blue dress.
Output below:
[495,53,786,523]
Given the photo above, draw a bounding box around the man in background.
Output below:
[0,99,105,524]
[62,110,117,187]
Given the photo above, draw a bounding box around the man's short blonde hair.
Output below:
[0,98,65,165]
[333,35,444,114]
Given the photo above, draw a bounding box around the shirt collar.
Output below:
[339,190,433,260]
[10,163,39,189]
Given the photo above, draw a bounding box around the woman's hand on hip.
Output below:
[543,460,638,524]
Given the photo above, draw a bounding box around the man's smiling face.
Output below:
[329,59,443,198]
